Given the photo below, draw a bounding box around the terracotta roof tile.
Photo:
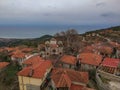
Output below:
[79,53,102,66]
[101,58,120,68]
[70,84,84,90]
[99,46,113,54]
[0,62,10,69]
[61,55,77,65]
[18,60,52,79]
[57,73,71,88]
[83,46,94,53]
[11,51,25,58]
[51,68,89,88]
[5,47,15,52]
[23,55,44,65]
[21,48,34,53]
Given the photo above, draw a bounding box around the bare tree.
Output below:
[54,29,82,55]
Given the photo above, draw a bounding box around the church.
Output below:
[39,38,63,58]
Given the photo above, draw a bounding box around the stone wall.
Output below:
[98,70,120,82]
[96,73,112,90]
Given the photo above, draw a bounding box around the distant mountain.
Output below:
[0,38,17,42]
[0,35,53,47]
[34,35,53,42]
[0,38,20,47]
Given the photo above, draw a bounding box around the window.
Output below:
[47,53,49,55]
[53,49,56,53]
[59,52,62,55]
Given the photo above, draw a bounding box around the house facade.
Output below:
[11,51,26,65]
[18,60,52,90]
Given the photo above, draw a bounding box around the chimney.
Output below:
[28,67,34,77]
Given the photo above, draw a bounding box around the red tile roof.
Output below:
[51,68,89,88]
[101,58,120,68]
[70,84,84,90]
[61,55,77,65]
[21,48,34,53]
[11,52,25,58]
[99,46,113,54]
[83,46,94,53]
[23,55,44,65]
[57,73,71,88]
[82,43,113,55]
[0,62,10,69]
[18,60,52,79]
[10,50,26,58]
[5,47,15,52]
[79,53,102,66]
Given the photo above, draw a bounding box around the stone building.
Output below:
[39,38,63,58]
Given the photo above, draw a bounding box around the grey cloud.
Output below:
[0,0,120,25]
[43,13,52,16]
[101,12,119,17]
[47,5,56,9]
[96,2,106,6]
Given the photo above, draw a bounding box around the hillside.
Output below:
[0,26,119,47]
[84,26,120,43]
[0,35,53,47]
[85,26,120,33]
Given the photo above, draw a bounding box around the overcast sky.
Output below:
[0,0,120,38]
